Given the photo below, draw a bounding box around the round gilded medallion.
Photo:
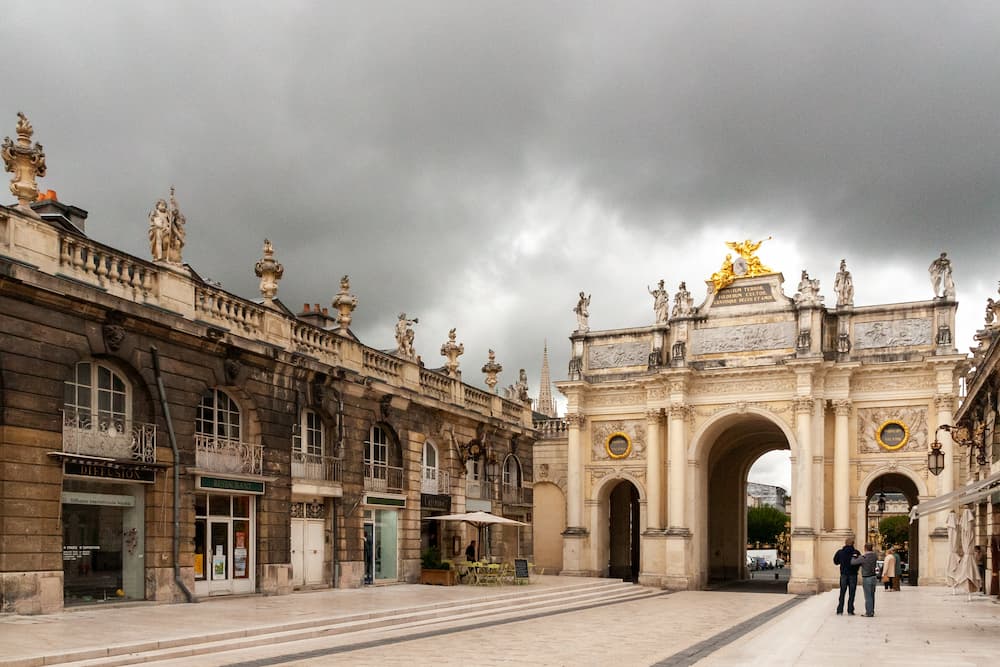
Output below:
[605,432,632,459]
[876,420,909,451]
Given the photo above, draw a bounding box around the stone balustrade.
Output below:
[533,418,569,437]
[2,208,535,432]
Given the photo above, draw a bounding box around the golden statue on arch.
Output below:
[710,236,774,292]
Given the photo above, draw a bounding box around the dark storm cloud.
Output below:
[3,2,999,445]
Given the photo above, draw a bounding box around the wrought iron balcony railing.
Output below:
[465,478,495,501]
[421,467,451,495]
[502,483,533,505]
[62,411,156,463]
[194,433,263,475]
[292,450,343,483]
[364,461,404,494]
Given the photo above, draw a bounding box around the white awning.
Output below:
[909,469,1000,522]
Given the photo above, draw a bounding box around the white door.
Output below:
[291,519,305,587]
[304,520,324,585]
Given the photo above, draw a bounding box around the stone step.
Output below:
[17,581,658,667]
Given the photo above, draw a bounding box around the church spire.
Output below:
[536,340,556,417]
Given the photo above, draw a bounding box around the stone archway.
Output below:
[694,410,794,587]
[862,470,924,585]
[607,479,641,582]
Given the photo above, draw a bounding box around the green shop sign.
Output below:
[198,476,265,494]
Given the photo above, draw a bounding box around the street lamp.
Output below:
[929,422,989,475]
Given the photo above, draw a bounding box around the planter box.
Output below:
[419,568,457,586]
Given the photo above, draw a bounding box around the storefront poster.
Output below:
[212,555,226,579]
[194,553,204,577]
[234,548,247,578]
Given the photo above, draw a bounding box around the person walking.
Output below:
[882,547,897,591]
[852,543,879,617]
[833,536,862,615]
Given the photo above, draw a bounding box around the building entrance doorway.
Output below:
[608,480,640,582]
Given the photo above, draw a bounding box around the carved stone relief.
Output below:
[851,372,935,393]
[590,391,645,407]
[856,406,928,454]
[591,419,646,461]
[690,376,796,395]
[691,322,796,355]
[854,319,932,349]
[588,341,650,369]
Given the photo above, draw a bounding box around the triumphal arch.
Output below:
[538,240,967,593]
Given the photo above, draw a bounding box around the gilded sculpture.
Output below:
[710,237,774,292]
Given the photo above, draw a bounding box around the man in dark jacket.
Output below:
[852,542,879,617]
[833,536,861,615]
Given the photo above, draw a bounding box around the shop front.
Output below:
[193,475,262,597]
[363,494,403,584]
[420,492,452,557]
[58,456,156,606]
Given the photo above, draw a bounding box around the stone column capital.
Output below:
[645,409,663,425]
[934,394,956,411]
[832,399,852,416]
[566,413,587,428]
[794,397,816,414]
[668,402,690,419]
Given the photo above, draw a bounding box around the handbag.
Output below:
[881,574,889,583]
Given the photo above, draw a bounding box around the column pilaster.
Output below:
[934,394,956,495]
[565,412,586,531]
[833,400,851,531]
[667,402,688,531]
[645,409,663,531]
[793,397,815,531]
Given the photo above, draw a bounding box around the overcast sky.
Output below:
[4,2,999,490]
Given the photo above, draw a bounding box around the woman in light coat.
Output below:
[882,547,897,591]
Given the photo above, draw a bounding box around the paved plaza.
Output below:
[1,576,997,666]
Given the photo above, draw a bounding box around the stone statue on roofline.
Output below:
[929,252,955,299]
[672,281,694,318]
[395,313,418,359]
[148,186,186,264]
[833,259,854,307]
[794,269,822,307]
[648,280,669,324]
[574,292,591,332]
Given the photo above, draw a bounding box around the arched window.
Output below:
[197,388,241,440]
[367,425,389,466]
[64,361,129,428]
[503,455,523,487]
[423,441,438,470]
[297,409,324,456]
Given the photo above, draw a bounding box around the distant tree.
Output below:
[879,515,910,547]
[747,506,787,546]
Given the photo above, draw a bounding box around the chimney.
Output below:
[297,302,334,329]
[30,190,88,235]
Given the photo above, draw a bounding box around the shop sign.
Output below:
[61,491,135,507]
[198,476,265,494]
[365,495,405,507]
[64,460,156,483]
[420,493,451,512]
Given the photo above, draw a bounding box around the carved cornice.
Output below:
[832,399,852,417]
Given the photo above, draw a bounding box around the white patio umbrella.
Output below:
[953,508,982,599]
[429,511,528,560]
[945,511,961,589]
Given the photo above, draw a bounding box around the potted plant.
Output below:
[419,547,456,585]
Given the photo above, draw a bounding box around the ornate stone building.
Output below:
[0,115,534,613]
[533,242,968,592]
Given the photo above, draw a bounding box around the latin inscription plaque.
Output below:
[712,284,776,307]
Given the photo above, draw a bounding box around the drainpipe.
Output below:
[329,382,345,588]
[151,346,197,603]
